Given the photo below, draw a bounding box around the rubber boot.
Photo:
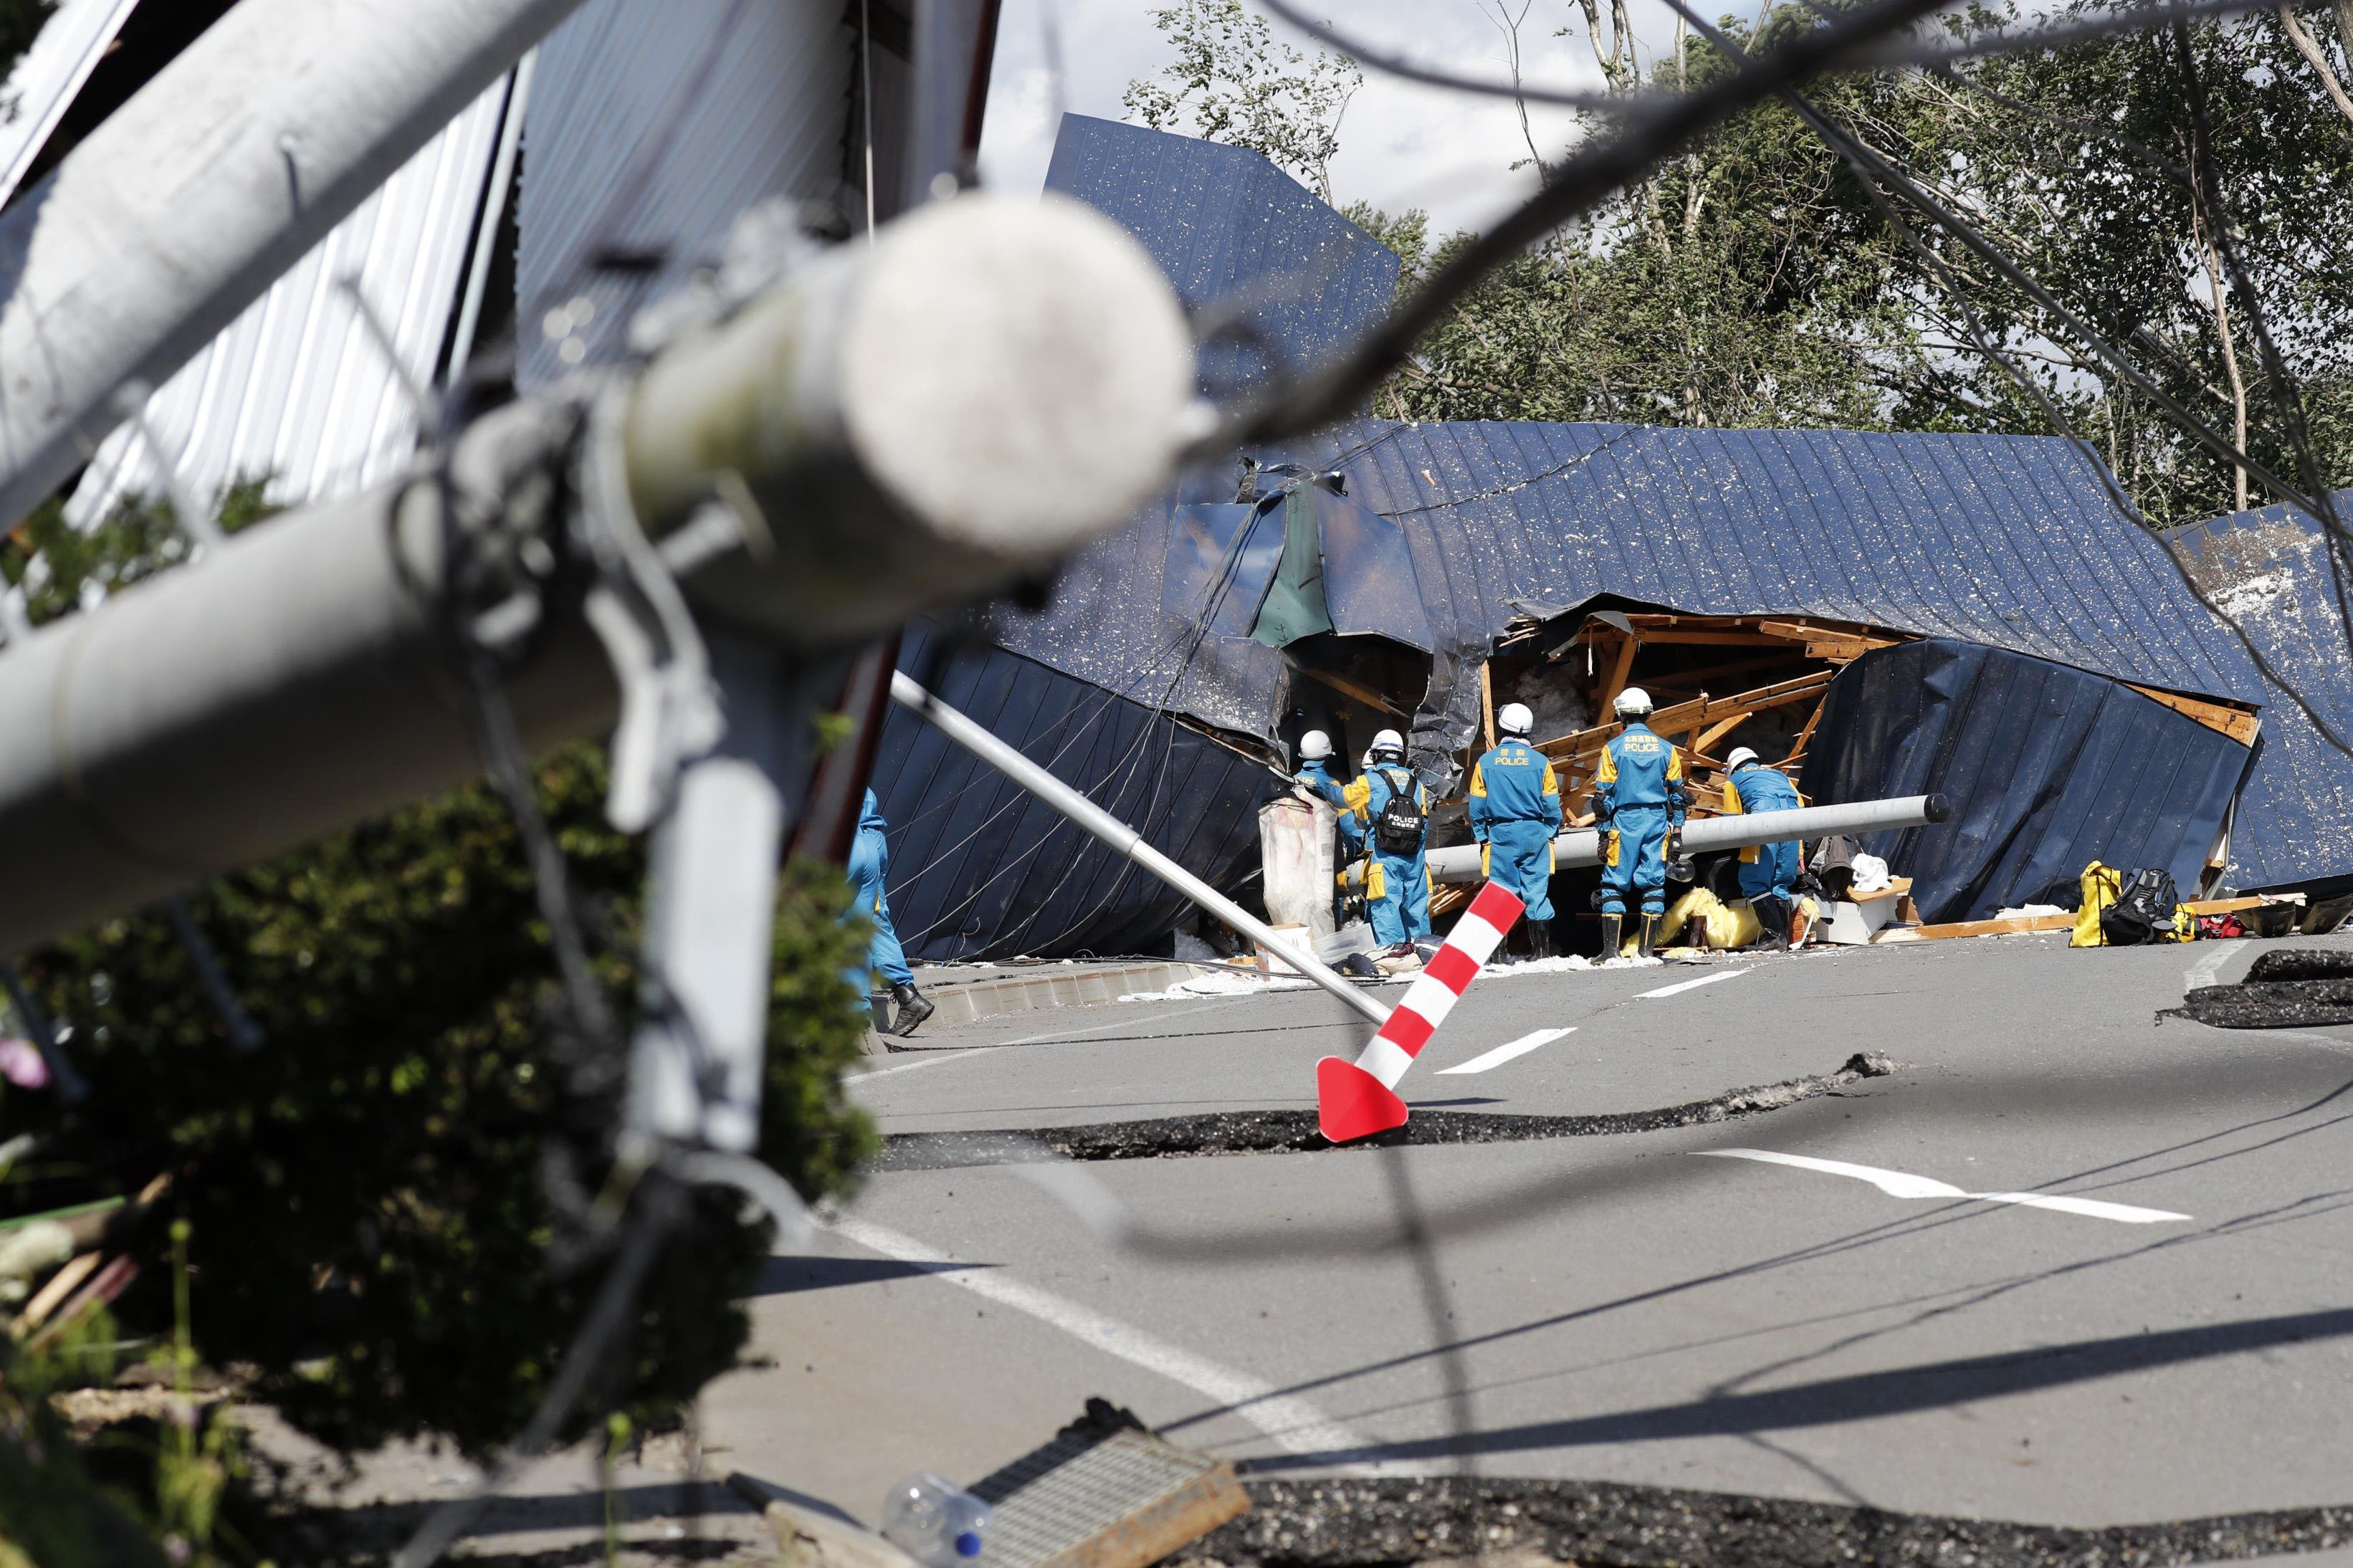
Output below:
[1598,913,1622,962]
[1751,896,1790,952]
[889,982,934,1037]
[1636,914,1659,959]
[1528,919,1552,962]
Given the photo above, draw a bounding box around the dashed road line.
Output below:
[1696,1148,2190,1224]
[851,1048,997,1081]
[1638,967,1750,1000]
[1437,1027,1576,1075]
[829,1216,1380,1463]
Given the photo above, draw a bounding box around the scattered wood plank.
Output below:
[1873,911,2073,943]
[2125,684,2262,746]
[1536,670,1833,761]
[1694,712,1751,754]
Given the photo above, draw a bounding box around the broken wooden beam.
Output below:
[2124,684,2261,746]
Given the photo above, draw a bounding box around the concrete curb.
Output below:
[921,961,1206,1026]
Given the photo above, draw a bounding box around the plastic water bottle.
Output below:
[880,1472,991,1566]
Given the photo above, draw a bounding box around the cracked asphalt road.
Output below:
[700,931,2353,1552]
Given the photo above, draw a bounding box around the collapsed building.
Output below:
[869,115,2353,961]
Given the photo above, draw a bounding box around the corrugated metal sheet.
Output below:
[1808,639,2254,921]
[66,78,510,522]
[515,0,854,390]
[2172,489,2353,888]
[1044,113,1398,400]
[0,0,140,206]
[873,622,1271,962]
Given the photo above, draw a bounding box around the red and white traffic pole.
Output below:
[1315,881,1524,1142]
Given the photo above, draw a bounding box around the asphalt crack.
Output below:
[2170,948,2353,1030]
[1180,1475,2353,1568]
[872,1052,1896,1170]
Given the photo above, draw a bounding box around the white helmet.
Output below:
[1370,728,1406,760]
[1299,730,1332,762]
[1726,745,1760,770]
[1613,687,1653,718]
[1497,702,1534,737]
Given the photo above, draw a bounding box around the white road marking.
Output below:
[1638,967,1750,1000]
[2183,945,2251,995]
[829,1217,1378,1463]
[1437,1026,1576,1074]
[994,998,1236,1047]
[1696,1148,2189,1223]
[849,1048,997,1081]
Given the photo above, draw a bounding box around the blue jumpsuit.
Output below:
[1594,721,1684,919]
[1724,760,1803,904]
[844,789,914,992]
[1466,738,1561,921]
[1294,758,1365,860]
[1342,764,1432,945]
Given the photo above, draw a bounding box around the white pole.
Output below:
[1422,794,1952,882]
[889,672,1395,1028]
[0,0,597,527]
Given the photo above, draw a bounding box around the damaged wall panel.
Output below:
[1806,640,2253,922]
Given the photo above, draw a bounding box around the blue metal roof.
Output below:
[1044,114,1398,400]
[2170,490,2353,887]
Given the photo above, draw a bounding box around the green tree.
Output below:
[1124,0,1362,203]
[1192,1,2353,527]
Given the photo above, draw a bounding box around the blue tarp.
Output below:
[1807,640,2256,921]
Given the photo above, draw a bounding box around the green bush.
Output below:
[8,744,878,1460]
[0,489,878,1504]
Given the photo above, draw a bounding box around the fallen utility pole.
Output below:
[889,672,1395,1029]
[1423,793,1951,883]
[0,0,599,528]
[0,193,1191,963]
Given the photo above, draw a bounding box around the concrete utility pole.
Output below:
[0,191,1191,970]
[1423,795,1949,882]
[0,0,598,528]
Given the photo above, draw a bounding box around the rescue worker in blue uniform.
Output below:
[1292,730,1362,925]
[1340,729,1433,948]
[1466,702,1562,960]
[1593,687,1686,959]
[844,788,932,1035]
[1722,745,1803,948]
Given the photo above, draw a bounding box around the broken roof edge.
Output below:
[1493,589,2263,722]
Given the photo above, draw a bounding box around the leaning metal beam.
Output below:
[890,672,1395,1028]
[0,193,1191,958]
[1423,794,1952,883]
[0,0,595,529]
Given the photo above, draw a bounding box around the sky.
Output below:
[978,1,1631,238]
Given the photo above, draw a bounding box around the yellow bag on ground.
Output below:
[2073,861,2122,947]
[1657,887,1762,951]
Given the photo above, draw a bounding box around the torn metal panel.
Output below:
[1807,640,2254,922]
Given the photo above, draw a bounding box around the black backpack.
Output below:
[2099,866,2180,946]
[1371,768,1426,855]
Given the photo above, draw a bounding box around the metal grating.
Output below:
[968,1420,1248,1568]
